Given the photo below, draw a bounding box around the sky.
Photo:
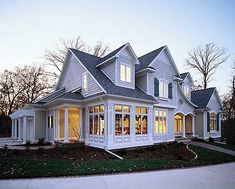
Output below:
[0,0,235,96]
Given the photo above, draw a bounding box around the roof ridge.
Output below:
[69,48,101,59]
[138,45,166,59]
[192,87,215,92]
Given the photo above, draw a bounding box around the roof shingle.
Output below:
[191,88,215,109]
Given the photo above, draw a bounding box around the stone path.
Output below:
[0,163,235,189]
[186,141,235,157]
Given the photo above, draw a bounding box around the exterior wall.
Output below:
[175,84,194,115]
[148,50,178,107]
[152,107,175,143]
[195,112,204,137]
[58,54,102,96]
[116,49,136,89]
[34,110,46,140]
[100,60,116,83]
[136,74,147,93]
[26,117,34,141]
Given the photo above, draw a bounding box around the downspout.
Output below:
[105,149,123,160]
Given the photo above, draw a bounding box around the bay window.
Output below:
[155,110,167,134]
[115,105,130,136]
[120,64,131,82]
[135,107,148,135]
[88,105,104,136]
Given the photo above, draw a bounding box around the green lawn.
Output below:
[0,145,235,179]
[212,143,235,152]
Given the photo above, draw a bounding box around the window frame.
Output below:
[135,107,148,135]
[183,85,191,98]
[120,64,131,83]
[159,80,169,99]
[209,112,217,132]
[155,109,168,135]
[88,105,105,136]
[115,105,130,136]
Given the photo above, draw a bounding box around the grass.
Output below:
[212,143,235,152]
[0,144,235,179]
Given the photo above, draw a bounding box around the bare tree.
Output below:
[44,36,109,79]
[0,65,50,115]
[186,43,228,89]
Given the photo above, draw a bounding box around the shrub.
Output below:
[38,147,44,154]
[25,146,30,152]
[209,137,215,143]
[116,149,128,156]
[3,144,8,150]
[38,137,45,146]
[26,140,31,146]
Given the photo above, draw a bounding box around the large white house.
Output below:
[10,43,223,149]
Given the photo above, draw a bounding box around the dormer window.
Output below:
[82,73,88,94]
[120,64,131,82]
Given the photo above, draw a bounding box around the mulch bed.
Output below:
[0,142,195,162]
[114,142,195,160]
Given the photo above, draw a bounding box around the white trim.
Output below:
[69,49,107,94]
[206,88,223,110]
[177,82,197,107]
[135,68,155,74]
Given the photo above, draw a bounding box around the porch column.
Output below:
[23,116,27,143]
[79,108,83,141]
[11,119,14,138]
[192,116,195,136]
[14,119,17,139]
[182,116,186,138]
[54,110,58,141]
[18,118,21,141]
[64,107,69,143]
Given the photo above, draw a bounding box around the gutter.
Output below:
[105,149,123,160]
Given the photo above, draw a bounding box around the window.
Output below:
[115,105,130,136]
[135,107,148,135]
[159,81,168,98]
[209,112,217,131]
[174,114,182,133]
[88,105,104,135]
[183,85,190,98]
[155,110,167,134]
[120,64,131,82]
[48,115,53,129]
[83,73,88,94]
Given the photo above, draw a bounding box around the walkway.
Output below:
[187,141,235,157]
[0,163,235,189]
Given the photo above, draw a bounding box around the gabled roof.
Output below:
[191,88,215,109]
[180,72,189,80]
[97,44,126,64]
[136,46,165,72]
[69,48,156,102]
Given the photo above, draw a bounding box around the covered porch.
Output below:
[174,112,195,138]
[10,109,34,143]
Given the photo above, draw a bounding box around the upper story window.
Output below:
[154,78,172,99]
[82,73,88,94]
[120,64,131,82]
[159,80,168,98]
[183,85,191,98]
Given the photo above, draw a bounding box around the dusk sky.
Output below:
[0,0,234,95]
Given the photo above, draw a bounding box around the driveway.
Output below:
[0,163,235,189]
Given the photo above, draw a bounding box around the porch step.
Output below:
[175,137,191,142]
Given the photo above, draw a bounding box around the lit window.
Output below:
[135,107,148,135]
[210,113,217,131]
[159,81,168,98]
[83,73,88,94]
[120,64,131,82]
[183,85,190,98]
[48,116,53,129]
[155,110,167,134]
[88,105,104,136]
[115,105,130,136]
[174,114,182,133]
